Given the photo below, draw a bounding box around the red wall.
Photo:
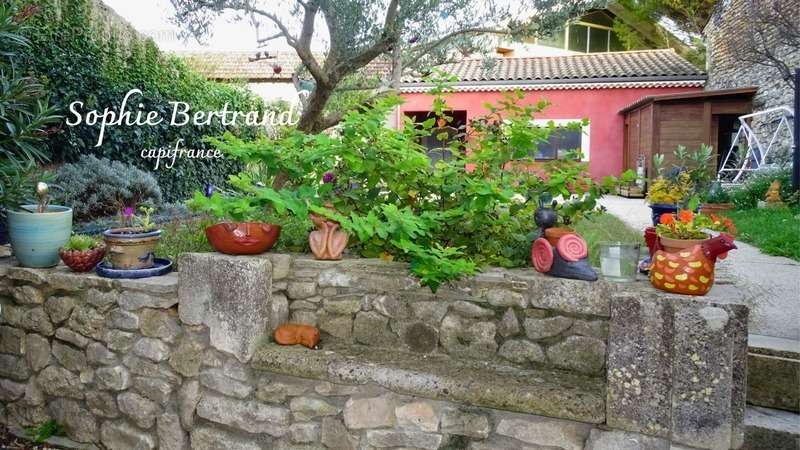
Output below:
[399,86,701,179]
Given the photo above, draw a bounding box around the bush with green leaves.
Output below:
[0,3,59,217]
[729,168,794,209]
[190,80,625,291]
[14,0,265,202]
[53,155,162,221]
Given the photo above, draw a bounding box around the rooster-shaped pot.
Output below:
[530,204,597,282]
[649,233,736,296]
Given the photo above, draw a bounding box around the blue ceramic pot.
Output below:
[649,203,678,226]
[7,205,73,268]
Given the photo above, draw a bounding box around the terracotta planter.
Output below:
[308,211,349,260]
[59,244,107,272]
[699,203,735,214]
[103,227,161,270]
[658,233,709,254]
[544,227,574,246]
[205,222,281,255]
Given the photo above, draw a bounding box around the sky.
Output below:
[103,0,317,52]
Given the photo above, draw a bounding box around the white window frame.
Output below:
[530,119,591,161]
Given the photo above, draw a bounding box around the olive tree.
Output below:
[171,0,599,132]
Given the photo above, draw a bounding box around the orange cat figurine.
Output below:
[273,323,321,349]
[650,233,736,296]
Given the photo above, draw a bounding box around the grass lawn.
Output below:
[722,207,800,261]
[574,213,644,266]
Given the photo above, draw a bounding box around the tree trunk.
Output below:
[297,83,334,133]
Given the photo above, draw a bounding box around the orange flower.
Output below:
[678,210,694,224]
[659,213,675,225]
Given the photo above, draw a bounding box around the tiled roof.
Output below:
[402,49,706,85]
[177,51,391,81]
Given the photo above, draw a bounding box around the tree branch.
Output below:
[406,26,510,60]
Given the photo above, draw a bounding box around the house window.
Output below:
[404,110,467,164]
[538,10,625,53]
[530,120,591,161]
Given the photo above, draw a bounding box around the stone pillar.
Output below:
[606,292,749,450]
[178,253,274,363]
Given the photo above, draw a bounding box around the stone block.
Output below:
[322,297,362,315]
[86,391,119,418]
[343,395,395,429]
[117,274,179,295]
[133,376,174,406]
[441,409,489,439]
[570,319,609,339]
[44,296,76,325]
[399,321,438,353]
[498,340,545,365]
[450,300,495,318]
[190,426,261,450]
[0,326,26,355]
[439,314,497,359]
[318,314,354,340]
[67,305,105,340]
[12,285,45,305]
[51,341,87,372]
[178,253,273,362]
[55,327,90,348]
[287,282,317,300]
[48,398,97,443]
[157,412,189,450]
[289,422,320,444]
[133,337,171,362]
[85,289,119,312]
[95,366,132,391]
[169,329,207,377]
[108,309,139,331]
[0,379,25,402]
[178,379,200,431]
[25,333,50,371]
[118,290,178,311]
[6,266,48,285]
[497,308,520,337]
[118,391,160,429]
[410,301,448,326]
[196,392,290,436]
[321,416,357,450]
[199,368,253,399]
[485,288,527,308]
[365,430,443,450]
[353,311,396,346]
[1,354,31,381]
[523,316,573,340]
[86,342,117,366]
[122,354,181,385]
[546,336,607,375]
[584,428,669,450]
[289,396,340,421]
[494,414,592,450]
[103,329,136,352]
[139,308,181,343]
[396,401,439,432]
[100,420,156,450]
[38,365,82,399]
[3,305,54,336]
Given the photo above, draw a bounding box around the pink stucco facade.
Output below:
[399,86,701,179]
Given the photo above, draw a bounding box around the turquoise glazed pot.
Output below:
[7,205,73,268]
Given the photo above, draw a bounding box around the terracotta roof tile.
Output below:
[403,49,705,84]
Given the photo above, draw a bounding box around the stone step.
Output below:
[252,342,606,425]
[742,406,800,450]
[747,334,800,412]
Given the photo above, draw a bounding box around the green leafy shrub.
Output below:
[191,80,623,291]
[729,168,793,209]
[52,155,162,221]
[64,234,100,251]
[15,0,265,202]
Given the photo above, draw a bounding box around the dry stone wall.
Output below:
[0,253,748,449]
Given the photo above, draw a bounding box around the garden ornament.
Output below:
[649,233,737,296]
[764,180,784,207]
[530,205,597,282]
[273,323,321,349]
[36,182,49,213]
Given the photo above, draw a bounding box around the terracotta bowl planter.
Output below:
[699,203,735,214]
[59,244,107,272]
[103,227,161,270]
[658,233,709,254]
[544,227,574,246]
[205,222,281,255]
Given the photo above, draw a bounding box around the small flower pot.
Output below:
[649,203,678,226]
[103,227,161,270]
[544,227,574,246]
[59,244,107,272]
[7,205,73,268]
[205,222,281,255]
[658,234,709,254]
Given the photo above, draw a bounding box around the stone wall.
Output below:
[704,0,799,163]
[0,253,749,449]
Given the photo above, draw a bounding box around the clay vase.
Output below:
[308,213,348,260]
[658,234,709,254]
[544,227,574,246]
[59,244,107,272]
[205,222,281,255]
[643,227,659,257]
[103,227,160,270]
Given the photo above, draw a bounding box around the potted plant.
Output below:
[699,183,734,214]
[59,234,106,272]
[187,190,284,255]
[103,205,161,269]
[7,183,73,268]
[646,172,692,226]
[656,209,736,253]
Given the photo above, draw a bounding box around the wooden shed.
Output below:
[620,87,757,177]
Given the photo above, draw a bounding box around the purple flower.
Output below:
[204,183,215,198]
[123,207,135,218]
[322,172,336,184]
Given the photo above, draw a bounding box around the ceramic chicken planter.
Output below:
[530,206,597,282]
[649,233,736,296]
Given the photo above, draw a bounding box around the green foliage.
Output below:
[15,0,265,201]
[723,207,800,261]
[64,234,100,251]
[156,218,213,268]
[26,419,63,443]
[703,183,732,204]
[135,205,156,231]
[192,81,621,291]
[52,155,162,221]
[729,168,795,209]
[0,2,60,215]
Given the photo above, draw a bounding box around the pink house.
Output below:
[398,49,706,179]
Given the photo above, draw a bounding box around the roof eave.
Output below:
[618,86,758,113]
[401,75,707,89]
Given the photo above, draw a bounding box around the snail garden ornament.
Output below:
[530,204,597,282]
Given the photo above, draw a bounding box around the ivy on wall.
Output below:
[17,0,265,202]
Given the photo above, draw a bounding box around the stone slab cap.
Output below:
[178,253,273,363]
